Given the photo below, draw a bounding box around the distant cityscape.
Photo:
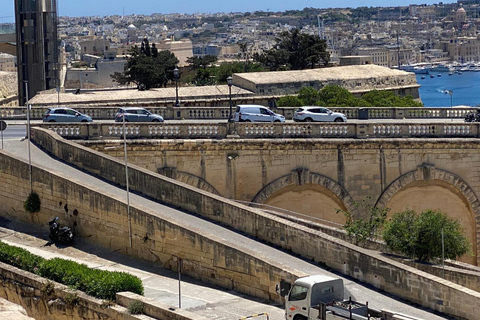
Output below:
[2,1,480,93]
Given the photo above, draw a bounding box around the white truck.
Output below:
[281,275,421,320]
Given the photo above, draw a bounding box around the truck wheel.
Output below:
[293,315,308,320]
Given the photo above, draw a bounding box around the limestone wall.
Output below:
[82,137,480,266]
[0,261,149,320]
[27,127,480,320]
[0,149,300,305]
[0,71,17,106]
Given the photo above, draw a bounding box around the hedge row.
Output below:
[0,241,144,300]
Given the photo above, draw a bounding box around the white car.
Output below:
[293,106,347,122]
[234,105,285,122]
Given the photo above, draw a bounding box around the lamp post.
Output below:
[25,80,32,193]
[227,76,233,122]
[174,67,179,107]
[449,90,453,107]
[123,113,132,248]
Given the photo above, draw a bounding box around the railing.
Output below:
[0,106,477,120]
[37,122,480,140]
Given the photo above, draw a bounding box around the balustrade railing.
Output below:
[1,106,478,120]
[36,122,480,140]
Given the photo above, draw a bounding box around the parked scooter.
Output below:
[48,217,74,245]
[464,110,480,122]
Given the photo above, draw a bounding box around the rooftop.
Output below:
[233,65,413,85]
[29,85,255,106]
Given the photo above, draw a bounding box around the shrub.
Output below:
[24,191,41,213]
[0,241,144,300]
[0,242,43,272]
[128,300,144,315]
[382,210,418,258]
[336,197,389,247]
[383,209,471,262]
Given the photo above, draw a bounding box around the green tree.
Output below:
[186,55,218,71]
[297,87,319,105]
[277,95,302,107]
[112,44,179,90]
[383,209,470,262]
[336,197,389,247]
[215,61,263,83]
[381,210,418,257]
[317,85,367,108]
[253,28,329,70]
[361,90,423,108]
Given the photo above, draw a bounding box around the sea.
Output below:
[416,71,480,108]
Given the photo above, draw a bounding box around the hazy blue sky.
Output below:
[0,0,444,23]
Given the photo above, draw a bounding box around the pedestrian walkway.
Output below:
[0,219,285,320]
[0,138,452,320]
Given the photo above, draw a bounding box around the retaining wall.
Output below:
[0,261,150,320]
[0,149,300,304]
[25,127,480,320]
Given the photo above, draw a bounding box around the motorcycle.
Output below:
[48,217,74,245]
[464,111,480,122]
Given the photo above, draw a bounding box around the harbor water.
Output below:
[416,71,480,107]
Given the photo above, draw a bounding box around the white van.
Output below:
[234,105,285,122]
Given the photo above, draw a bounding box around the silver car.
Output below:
[293,106,347,122]
[43,107,92,122]
[115,107,164,122]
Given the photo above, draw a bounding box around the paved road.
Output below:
[0,138,453,320]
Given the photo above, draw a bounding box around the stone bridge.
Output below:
[84,137,480,265]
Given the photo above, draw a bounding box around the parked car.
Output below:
[234,105,285,122]
[115,107,164,122]
[293,106,347,122]
[43,107,92,123]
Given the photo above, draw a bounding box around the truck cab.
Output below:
[285,275,344,320]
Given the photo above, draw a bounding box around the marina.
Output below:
[415,68,480,107]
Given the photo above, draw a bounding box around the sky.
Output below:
[0,0,444,23]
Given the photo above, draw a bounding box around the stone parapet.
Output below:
[35,121,480,140]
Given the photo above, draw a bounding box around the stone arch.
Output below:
[158,167,220,195]
[176,172,220,195]
[376,164,480,265]
[252,168,356,214]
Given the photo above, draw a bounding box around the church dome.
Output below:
[127,24,137,30]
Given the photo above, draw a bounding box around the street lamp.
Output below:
[449,90,453,108]
[174,67,179,107]
[25,80,32,193]
[227,76,233,122]
[122,113,132,248]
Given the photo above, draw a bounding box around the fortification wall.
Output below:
[23,127,480,320]
[0,149,300,305]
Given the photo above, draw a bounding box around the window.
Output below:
[54,109,66,114]
[260,108,269,115]
[321,286,333,294]
[289,285,308,301]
